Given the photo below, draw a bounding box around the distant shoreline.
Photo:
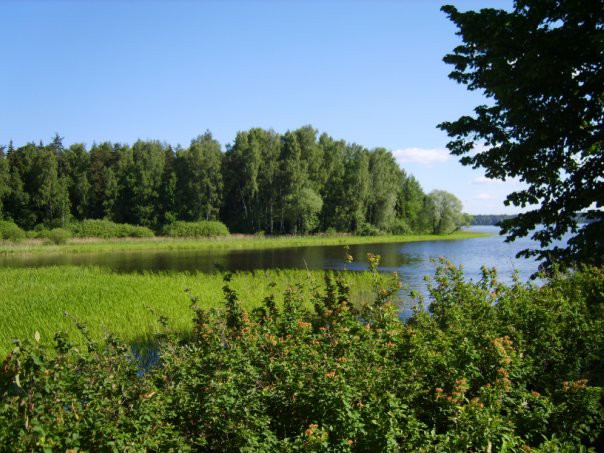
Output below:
[0,231,491,257]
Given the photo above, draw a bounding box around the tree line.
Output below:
[0,126,468,235]
[470,214,516,226]
[471,214,595,227]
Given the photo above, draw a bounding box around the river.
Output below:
[0,226,559,295]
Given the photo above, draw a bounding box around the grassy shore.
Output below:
[0,266,384,356]
[0,230,490,256]
[0,231,490,355]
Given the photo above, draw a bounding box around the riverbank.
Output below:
[0,230,490,256]
[2,264,602,450]
[0,266,382,356]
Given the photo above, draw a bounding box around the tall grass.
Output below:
[0,266,379,356]
[0,230,490,255]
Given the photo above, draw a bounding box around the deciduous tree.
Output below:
[439,1,604,267]
[175,133,223,222]
[62,144,90,220]
[421,190,466,235]
[0,147,9,218]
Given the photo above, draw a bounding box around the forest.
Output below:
[470,215,515,226]
[0,126,468,237]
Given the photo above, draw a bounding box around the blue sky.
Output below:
[0,0,518,215]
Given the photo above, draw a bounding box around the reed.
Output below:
[0,230,490,256]
[0,266,381,356]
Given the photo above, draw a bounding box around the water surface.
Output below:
[0,226,558,293]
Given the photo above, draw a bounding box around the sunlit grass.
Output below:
[0,230,490,256]
[0,266,381,356]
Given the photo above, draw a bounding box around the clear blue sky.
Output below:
[0,0,518,215]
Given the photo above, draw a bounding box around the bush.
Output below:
[0,220,26,242]
[31,224,49,238]
[45,228,72,245]
[325,227,338,236]
[389,219,412,235]
[68,219,154,239]
[0,262,602,450]
[357,222,382,236]
[119,224,155,238]
[25,224,52,239]
[162,220,229,238]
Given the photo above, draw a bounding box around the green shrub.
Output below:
[357,222,382,236]
[0,220,26,242]
[111,223,155,238]
[325,227,338,236]
[68,219,154,239]
[389,219,412,235]
[45,227,72,245]
[68,219,118,238]
[27,225,52,239]
[162,220,229,238]
[26,229,44,239]
[0,262,602,450]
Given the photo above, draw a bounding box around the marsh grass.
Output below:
[0,230,489,256]
[0,266,381,356]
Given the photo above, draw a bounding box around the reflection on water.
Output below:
[0,226,567,319]
[0,241,422,274]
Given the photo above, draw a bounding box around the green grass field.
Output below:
[0,266,383,356]
[0,232,489,355]
[0,230,489,255]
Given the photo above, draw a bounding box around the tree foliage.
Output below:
[175,132,223,222]
[471,214,516,226]
[439,1,604,268]
[0,147,9,218]
[421,190,467,235]
[0,127,468,235]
